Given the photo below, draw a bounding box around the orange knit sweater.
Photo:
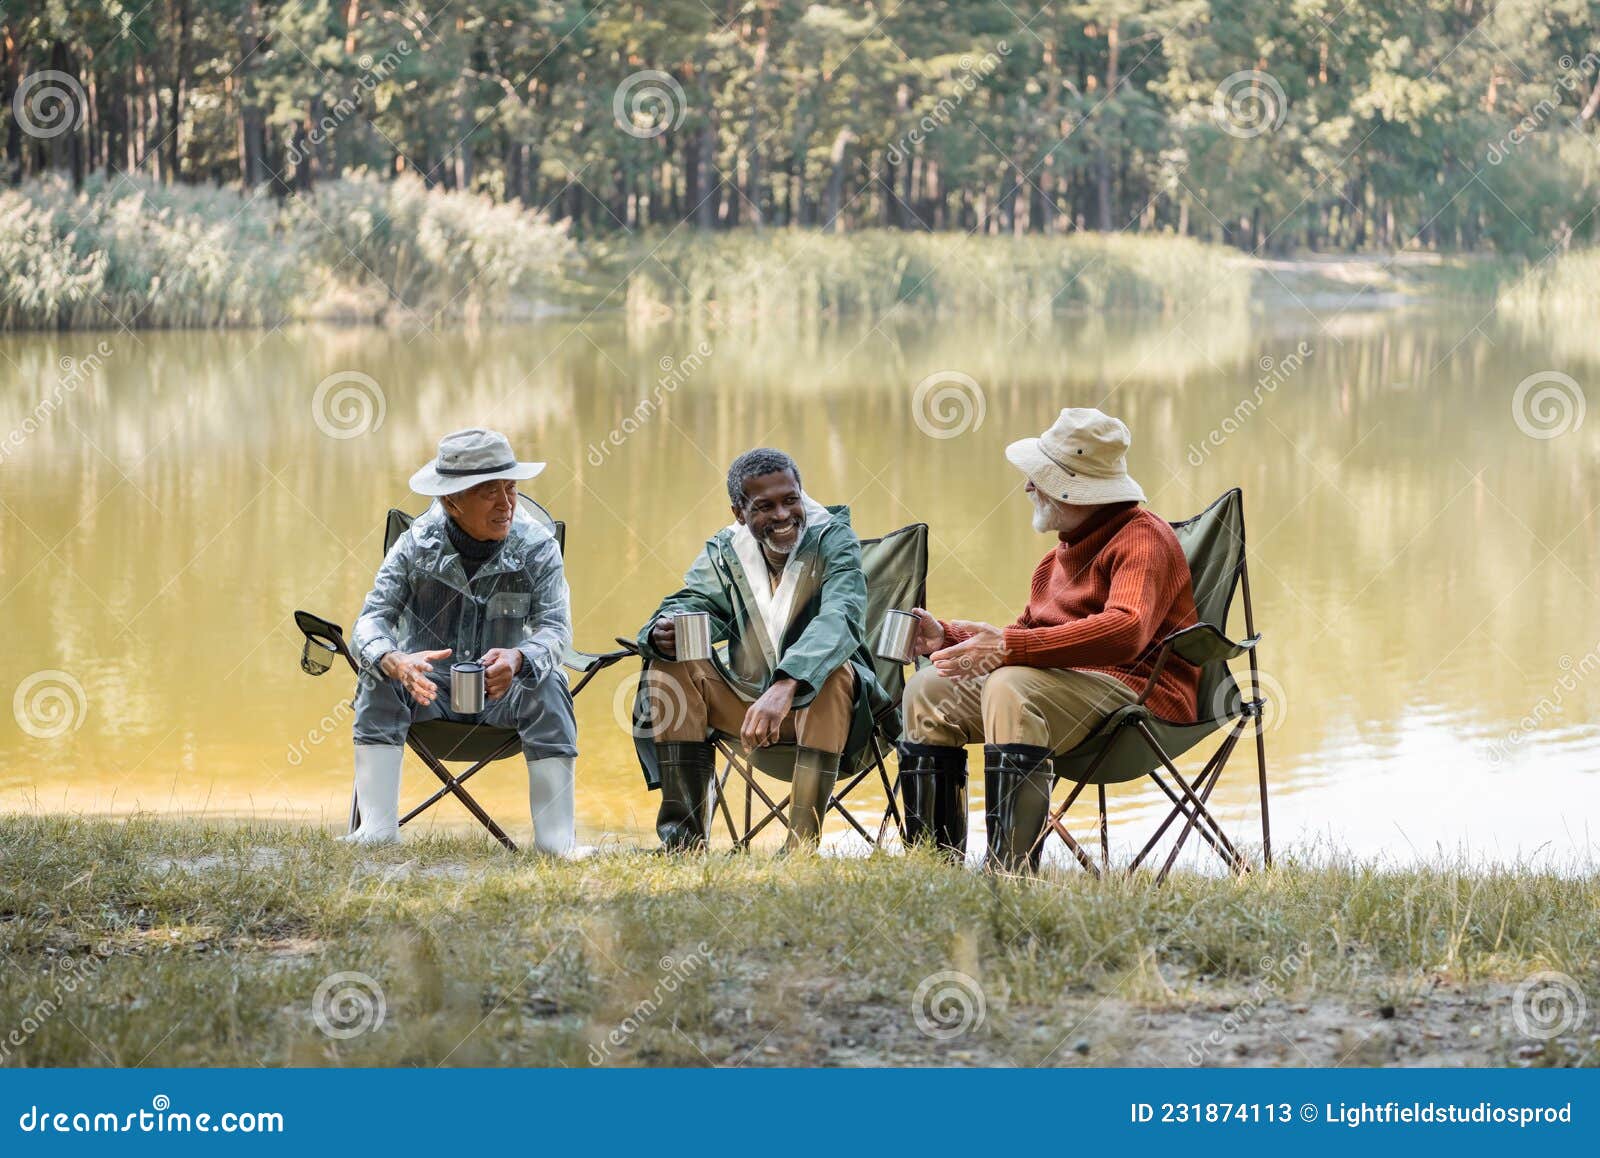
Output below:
[942,502,1201,722]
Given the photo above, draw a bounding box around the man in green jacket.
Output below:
[634,448,892,852]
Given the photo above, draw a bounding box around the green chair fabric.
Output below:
[1054,488,1252,786]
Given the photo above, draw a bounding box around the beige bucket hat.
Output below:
[409,428,545,497]
[1004,407,1147,506]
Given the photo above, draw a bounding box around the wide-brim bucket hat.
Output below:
[1004,407,1147,506]
[409,428,545,497]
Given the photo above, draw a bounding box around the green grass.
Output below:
[1,817,1594,1067]
[591,229,1254,323]
[0,174,577,331]
[1497,247,1600,330]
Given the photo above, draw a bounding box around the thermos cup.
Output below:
[672,611,714,662]
[451,661,486,714]
[875,609,919,664]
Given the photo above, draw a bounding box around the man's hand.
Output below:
[740,678,798,749]
[479,647,523,700]
[930,621,1007,679]
[648,616,677,660]
[380,648,453,705]
[909,607,946,657]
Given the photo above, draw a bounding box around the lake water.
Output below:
[2,304,1596,866]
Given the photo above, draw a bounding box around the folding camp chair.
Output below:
[293,493,631,850]
[1032,488,1269,882]
[624,522,927,851]
[706,522,927,850]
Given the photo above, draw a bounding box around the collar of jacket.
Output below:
[710,498,849,666]
[408,500,554,592]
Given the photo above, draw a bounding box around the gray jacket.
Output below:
[352,501,571,683]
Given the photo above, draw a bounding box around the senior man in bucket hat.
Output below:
[343,428,580,853]
[896,408,1201,872]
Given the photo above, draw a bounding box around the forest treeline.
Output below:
[4,2,1598,255]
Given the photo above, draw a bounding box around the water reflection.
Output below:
[1,308,1596,864]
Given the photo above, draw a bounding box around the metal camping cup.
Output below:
[875,609,919,664]
[451,661,486,714]
[671,611,713,662]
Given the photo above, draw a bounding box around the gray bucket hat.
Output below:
[409,428,546,497]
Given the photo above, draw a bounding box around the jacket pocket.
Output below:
[485,591,533,649]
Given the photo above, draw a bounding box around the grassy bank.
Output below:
[1,817,1594,1068]
[0,175,576,331]
[1497,248,1600,331]
[597,230,1253,322]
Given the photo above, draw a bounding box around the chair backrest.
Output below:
[857,523,929,704]
[383,493,567,558]
[1168,489,1247,719]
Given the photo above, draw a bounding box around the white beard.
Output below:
[1029,490,1075,533]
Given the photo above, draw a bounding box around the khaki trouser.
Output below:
[902,665,1136,752]
[647,659,855,754]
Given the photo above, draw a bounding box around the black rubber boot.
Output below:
[784,747,840,851]
[655,741,714,851]
[897,742,968,861]
[983,743,1055,874]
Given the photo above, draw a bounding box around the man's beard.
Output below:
[1029,490,1075,533]
[758,510,806,555]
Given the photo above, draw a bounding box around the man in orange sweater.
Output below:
[898,408,1200,872]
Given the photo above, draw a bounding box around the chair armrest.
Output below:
[561,643,635,675]
[1136,623,1259,706]
[614,637,642,655]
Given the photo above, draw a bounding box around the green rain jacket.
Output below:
[631,498,895,788]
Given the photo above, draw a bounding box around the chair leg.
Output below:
[406,736,518,851]
[1154,761,1231,883]
[1128,724,1242,872]
[1135,720,1245,869]
[1031,776,1093,872]
[1254,712,1272,867]
[400,740,516,826]
[1098,784,1109,871]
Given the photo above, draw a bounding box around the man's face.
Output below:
[734,470,806,556]
[1026,479,1096,535]
[443,479,518,541]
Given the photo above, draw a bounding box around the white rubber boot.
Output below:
[339,744,403,845]
[527,755,586,857]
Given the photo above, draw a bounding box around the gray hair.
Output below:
[726,448,802,508]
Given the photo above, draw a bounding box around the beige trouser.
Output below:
[902,665,1137,752]
[647,659,855,754]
